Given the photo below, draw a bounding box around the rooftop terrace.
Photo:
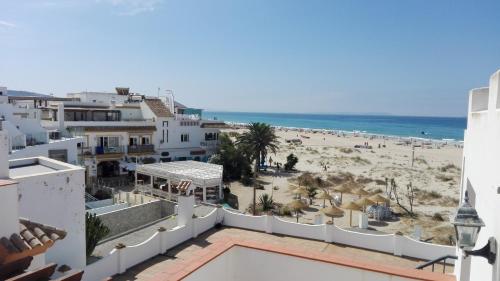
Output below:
[113,227,454,281]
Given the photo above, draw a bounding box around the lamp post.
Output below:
[452,191,497,265]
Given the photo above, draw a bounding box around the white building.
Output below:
[39,88,224,184]
[455,69,500,281]
[0,120,87,271]
[0,87,82,164]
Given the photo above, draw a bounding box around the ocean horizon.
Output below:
[203,111,467,141]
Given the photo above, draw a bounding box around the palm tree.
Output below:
[237,123,279,215]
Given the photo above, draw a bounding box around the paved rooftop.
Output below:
[113,227,454,281]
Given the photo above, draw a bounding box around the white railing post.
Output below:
[393,233,403,256]
[158,227,167,254]
[324,222,333,243]
[265,213,273,234]
[192,218,198,238]
[216,204,224,224]
[115,243,127,274]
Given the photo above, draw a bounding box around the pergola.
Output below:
[135,161,223,203]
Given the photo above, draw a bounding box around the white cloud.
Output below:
[97,0,163,15]
[0,20,16,28]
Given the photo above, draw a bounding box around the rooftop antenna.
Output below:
[157,87,160,98]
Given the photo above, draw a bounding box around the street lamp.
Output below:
[452,191,497,264]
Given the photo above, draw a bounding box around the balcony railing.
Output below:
[128,144,155,154]
[200,140,220,149]
[95,146,124,155]
[175,113,200,121]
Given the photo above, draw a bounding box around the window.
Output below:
[205,132,218,141]
[181,134,189,142]
[162,121,168,127]
[141,136,150,145]
[129,137,138,146]
[98,136,119,147]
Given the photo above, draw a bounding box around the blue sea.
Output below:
[203,111,467,141]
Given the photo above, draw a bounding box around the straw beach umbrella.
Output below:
[288,199,307,223]
[352,188,370,198]
[292,187,308,199]
[316,190,333,208]
[333,184,351,202]
[369,194,389,205]
[341,201,361,227]
[355,197,375,212]
[343,180,364,190]
[320,206,344,224]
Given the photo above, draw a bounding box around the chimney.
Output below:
[0,120,9,178]
[57,103,65,132]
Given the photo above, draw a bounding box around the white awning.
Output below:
[136,160,222,186]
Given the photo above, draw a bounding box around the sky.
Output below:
[1,0,500,117]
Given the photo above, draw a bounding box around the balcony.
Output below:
[128,144,155,154]
[200,140,220,150]
[95,146,124,155]
[175,113,200,121]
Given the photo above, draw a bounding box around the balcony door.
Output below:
[98,136,119,148]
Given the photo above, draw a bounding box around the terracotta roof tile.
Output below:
[144,99,173,118]
[178,180,192,195]
[0,218,67,266]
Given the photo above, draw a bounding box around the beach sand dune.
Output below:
[224,127,462,245]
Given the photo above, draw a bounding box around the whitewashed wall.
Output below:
[82,206,222,281]
[185,246,422,281]
[82,207,454,281]
[11,158,86,270]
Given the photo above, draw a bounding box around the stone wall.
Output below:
[98,200,176,238]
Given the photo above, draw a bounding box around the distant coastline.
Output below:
[204,111,466,141]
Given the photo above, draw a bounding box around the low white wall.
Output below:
[164,225,192,250]
[331,225,394,253]
[272,217,323,240]
[125,233,161,268]
[82,207,455,281]
[222,209,266,232]
[220,209,454,261]
[195,208,219,235]
[86,202,129,216]
[399,236,456,260]
[82,250,119,281]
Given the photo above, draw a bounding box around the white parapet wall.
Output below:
[82,207,454,281]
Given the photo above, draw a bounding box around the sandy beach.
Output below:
[223,127,462,245]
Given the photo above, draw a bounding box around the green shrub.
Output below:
[284,153,299,171]
[86,213,110,258]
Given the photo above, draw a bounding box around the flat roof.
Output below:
[9,164,57,178]
[9,157,83,179]
[136,161,222,186]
